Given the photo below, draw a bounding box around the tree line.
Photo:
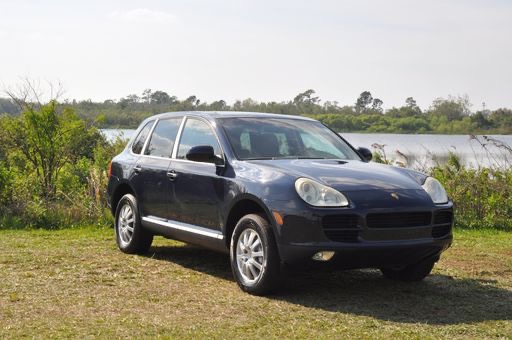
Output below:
[1,84,511,230]
[1,89,511,134]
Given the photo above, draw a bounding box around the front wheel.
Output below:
[115,193,153,254]
[380,259,436,281]
[230,214,283,295]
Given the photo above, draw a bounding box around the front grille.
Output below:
[366,212,432,228]
[322,215,358,229]
[434,210,453,225]
[432,225,451,238]
[322,214,359,243]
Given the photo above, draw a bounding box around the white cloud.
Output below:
[110,8,175,24]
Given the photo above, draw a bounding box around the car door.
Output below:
[168,117,225,232]
[130,117,183,219]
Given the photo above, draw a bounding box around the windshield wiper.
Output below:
[243,156,328,160]
[243,157,277,160]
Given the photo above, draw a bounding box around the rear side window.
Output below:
[131,121,154,154]
[177,118,222,159]
[144,118,182,158]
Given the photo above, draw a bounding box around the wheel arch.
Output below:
[223,194,277,249]
[111,182,137,216]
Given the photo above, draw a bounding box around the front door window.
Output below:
[177,118,222,160]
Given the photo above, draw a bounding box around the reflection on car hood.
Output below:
[246,159,425,191]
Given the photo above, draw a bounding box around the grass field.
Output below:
[1,227,511,338]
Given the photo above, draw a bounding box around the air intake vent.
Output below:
[322,215,359,243]
[366,212,432,228]
[434,211,453,225]
[432,225,451,238]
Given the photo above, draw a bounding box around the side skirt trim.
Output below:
[142,216,224,240]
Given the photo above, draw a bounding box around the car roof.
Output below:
[148,111,317,122]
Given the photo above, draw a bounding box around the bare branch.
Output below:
[46,79,65,101]
[3,78,65,110]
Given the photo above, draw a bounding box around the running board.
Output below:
[141,216,224,240]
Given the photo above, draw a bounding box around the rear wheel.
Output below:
[380,259,436,281]
[115,194,153,254]
[230,214,283,295]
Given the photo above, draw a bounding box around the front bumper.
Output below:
[279,236,452,269]
[266,197,454,268]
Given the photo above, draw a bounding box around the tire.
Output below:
[115,193,153,254]
[380,258,436,282]
[230,214,283,295]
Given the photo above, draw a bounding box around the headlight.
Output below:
[295,178,349,207]
[422,177,448,204]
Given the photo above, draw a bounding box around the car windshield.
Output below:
[220,117,362,160]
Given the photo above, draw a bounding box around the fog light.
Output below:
[312,251,335,261]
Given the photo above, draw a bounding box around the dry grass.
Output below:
[1,227,511,338]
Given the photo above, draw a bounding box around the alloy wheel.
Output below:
[236,228,265,285]
[117,203,134,246]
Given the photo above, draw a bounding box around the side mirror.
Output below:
[186,145,215,163]
[186,145,224,165]
[357,147,372,162]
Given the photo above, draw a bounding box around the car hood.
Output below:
[245,159,426,191]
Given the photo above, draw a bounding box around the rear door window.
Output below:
[144,118,182,158]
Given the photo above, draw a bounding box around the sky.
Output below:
[1,0,511,111]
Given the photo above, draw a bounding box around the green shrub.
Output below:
[0,161,13,212]
[0,103,123,229]
[432,156,512,230]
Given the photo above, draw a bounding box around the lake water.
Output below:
[101,129,512,169]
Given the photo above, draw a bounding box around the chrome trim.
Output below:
[129,120,156,156]
[171,116,187,159]
[142,216,224,240]
[171,158,216,167]
[140,119,159,156]
[136,154,173,161]
[140,119,160,156]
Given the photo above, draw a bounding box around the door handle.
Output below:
[167,170,177,181]
[133,165,142,174]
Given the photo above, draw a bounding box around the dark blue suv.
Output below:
[107,111,453,295]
